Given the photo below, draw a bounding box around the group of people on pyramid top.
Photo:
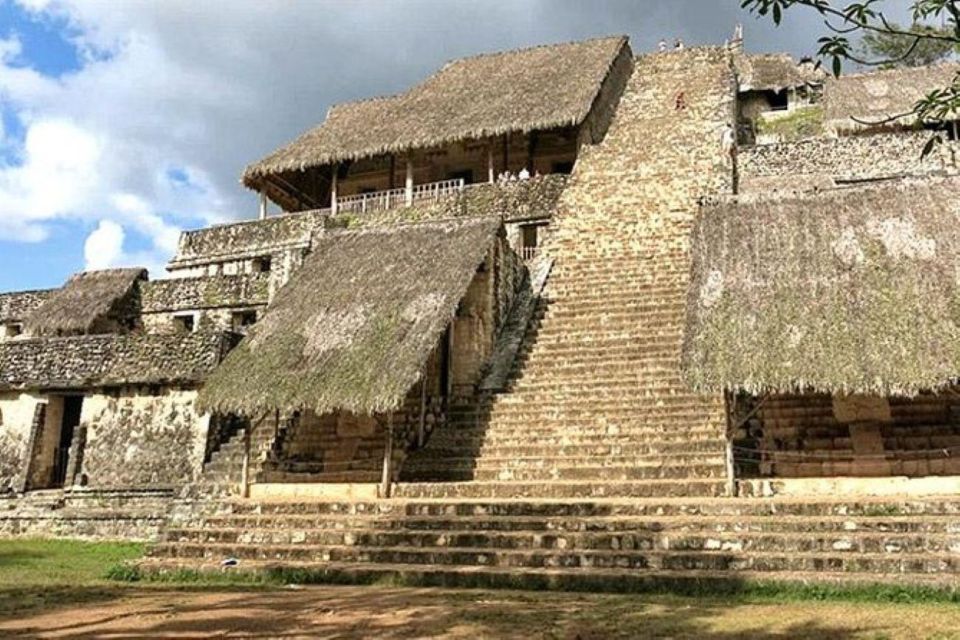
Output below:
[497,167,537,183]
[658,38,684,52]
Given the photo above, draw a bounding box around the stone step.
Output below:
[405,450,725,465]
[512,353,683,370]
[531,313,686,333]
[523,331,683,346]
[160,526,960,555]
[212,496,960,519]
[414,440,728,459]
[534,311,683,328]
[170,512,960,536]
[138,558,959,590]
[148,541,960,574]
[467,412,725,428]
[261,471,382,484]
[503,381,708,395]
[392,480,728,499]
[426,427,725,445]
[484,398,723,412]
[539,289,686,305]
[403,462,727,483]
[541,302,688,320]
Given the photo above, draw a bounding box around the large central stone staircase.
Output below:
[142,49,960,589]
[398,47,733,497]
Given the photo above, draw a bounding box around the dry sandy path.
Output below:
[3,585,960,639]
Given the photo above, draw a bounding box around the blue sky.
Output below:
[0,0,917,293]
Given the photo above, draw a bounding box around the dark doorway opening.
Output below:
[52,396,82,488]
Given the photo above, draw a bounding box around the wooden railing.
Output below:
[336,179,465,215]
[521,246,540,261]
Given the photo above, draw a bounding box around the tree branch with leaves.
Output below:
[741,0,960,154]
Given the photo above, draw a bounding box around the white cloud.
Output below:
[0,119,102,241]
[0,36,23,63]
[83,219,124,270]
[0,0,838,286]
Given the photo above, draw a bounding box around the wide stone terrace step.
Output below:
[392,481,729,499]
[142,494,960,590]
[138,558,960,591]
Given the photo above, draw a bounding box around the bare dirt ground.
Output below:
[3,585,960,639]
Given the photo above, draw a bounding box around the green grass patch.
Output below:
[0,538,144,616]
[756,105,824,141]
[0,538,143,585]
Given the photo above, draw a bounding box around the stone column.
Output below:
[330,165,339,215]
[487,145,495,184]
[405,158,414,206]
[379,414,394,498]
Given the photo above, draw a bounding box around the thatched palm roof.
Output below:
[735,53,824,92]
[25,268,147,337]
[242,36,629,187]
[683,176,960,397]
[198,217,503,416]
[0,331,234,391]
[825,63,960,131]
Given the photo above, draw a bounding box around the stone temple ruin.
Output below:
[2,33,960,588]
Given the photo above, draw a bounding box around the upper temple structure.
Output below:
[2,31,960,588]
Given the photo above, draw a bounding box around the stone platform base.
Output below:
[740,475,960,498]
[0,487,175,541]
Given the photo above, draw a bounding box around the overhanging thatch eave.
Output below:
[197,216,504,417]
[683,175,960,398]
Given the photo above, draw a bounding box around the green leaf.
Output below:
[832,56,842,77]
[773,2,782,24]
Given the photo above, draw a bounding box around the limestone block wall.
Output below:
[740,131,960,193]
[736,392,960,478]
[451,237,526,396]
[142,307,264,335]
[0,392,41,491]
[77,387,209,488]
[260,396,445,483]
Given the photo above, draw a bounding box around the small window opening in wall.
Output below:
[252,256,272,273]
[173,314,196,333]
[767,89,789,111]
[3,323,23,339]
[520,224,541,261]
[231,310,258,331]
